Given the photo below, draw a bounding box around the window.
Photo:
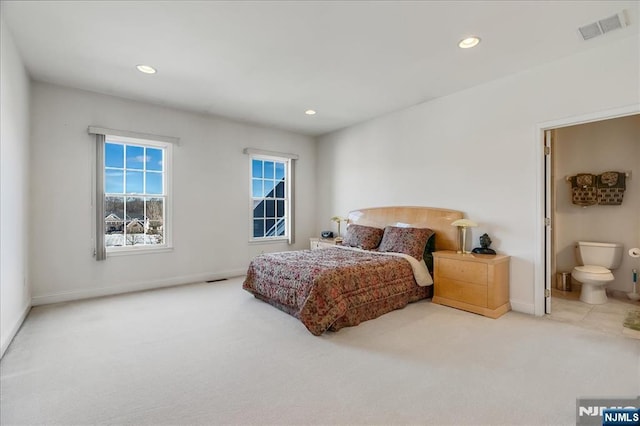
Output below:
[90,126,178,260]
[251,156,289,240]
[102,136,171,252]
[246,149,298,243]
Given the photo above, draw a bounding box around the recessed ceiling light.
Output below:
[305,109,317,115]
[458,36,481,49]
[136,64,157,74]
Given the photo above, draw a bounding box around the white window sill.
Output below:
[107,246,174,257]
[249,238,289,245]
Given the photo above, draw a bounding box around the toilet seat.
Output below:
[574,265,610,274]
[572,266,614,283]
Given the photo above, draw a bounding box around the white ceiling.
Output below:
[2,1,638,136]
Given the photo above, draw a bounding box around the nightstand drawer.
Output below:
[436,278,488,307]
[438,258,487,286]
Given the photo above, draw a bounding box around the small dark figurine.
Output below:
[472,233,496,255]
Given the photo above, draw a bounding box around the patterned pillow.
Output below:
[378,226,435,261]
[341,224,384,250]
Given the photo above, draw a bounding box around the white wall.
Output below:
[316,36,640,314]
[554,115,640,293]
[29,83,316,304]
[1,20,31,357]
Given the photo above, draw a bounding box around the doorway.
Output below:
[539,107,640,316]
[534,105,640,316]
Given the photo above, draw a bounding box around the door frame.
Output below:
[534,104,640,316]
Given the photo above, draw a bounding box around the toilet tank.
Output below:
[575,241,624,269]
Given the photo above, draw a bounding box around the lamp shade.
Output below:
[451,219,478,227]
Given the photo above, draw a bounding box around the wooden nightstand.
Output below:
[309,237,341,250]
[432,250,511,318]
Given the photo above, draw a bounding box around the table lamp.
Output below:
[330,216,346,239]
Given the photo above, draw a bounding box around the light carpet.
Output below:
[1,277,639,425]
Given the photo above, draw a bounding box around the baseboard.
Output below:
[31,269,246,306]
[1,303,31,359]
[510,300,536,315]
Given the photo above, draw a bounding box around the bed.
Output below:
[243,206,463,335]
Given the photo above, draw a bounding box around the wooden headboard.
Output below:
[347,206,463,251]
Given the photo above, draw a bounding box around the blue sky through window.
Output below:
[105,143,124,168]
[105,142,163,194]
[126,146,144,169]
[146,148,163,171]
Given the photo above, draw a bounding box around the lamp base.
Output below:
[460,227,468,254]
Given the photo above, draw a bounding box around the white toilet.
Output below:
[572,241,623,304]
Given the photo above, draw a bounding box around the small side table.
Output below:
[432,250,511,318]
[309,237,340,250]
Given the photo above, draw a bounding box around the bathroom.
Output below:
[549,113,639,333]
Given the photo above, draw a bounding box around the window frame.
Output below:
[102,134,173,256]
[248,153,292,243]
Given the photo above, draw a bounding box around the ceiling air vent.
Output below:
[579,22,602,40]
[578,11,628,41]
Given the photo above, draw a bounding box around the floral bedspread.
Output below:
[242,247,424,335]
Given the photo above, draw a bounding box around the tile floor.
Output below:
[546,287,640,339]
